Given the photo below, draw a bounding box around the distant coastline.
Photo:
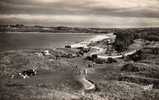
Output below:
[1,24,159,34]
[0,32,94,34]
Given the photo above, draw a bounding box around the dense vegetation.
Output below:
[113,31,159,52]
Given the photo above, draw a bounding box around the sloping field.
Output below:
[1,32,159,100]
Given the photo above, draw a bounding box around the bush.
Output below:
[113,31,159,52]
[107,57,117,63]
[121,63,140,72]
[127,50,143,61]
[144,35,159,41]
[113,32,135,52]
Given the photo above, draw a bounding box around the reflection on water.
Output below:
[0,32,97,51]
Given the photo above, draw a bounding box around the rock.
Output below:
[35,52,43,57]
[65,45,71,48]
[76,77,96,91]
[77,47,90,53]
[142,84,153,91]
[42,50,51,56]
[18,69,37,79]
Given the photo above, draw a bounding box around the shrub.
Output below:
[113,32,135,52]
[144,35,159,41]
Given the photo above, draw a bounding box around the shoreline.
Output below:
[71,33,115,48]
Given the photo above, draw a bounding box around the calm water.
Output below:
[0,32,98,51]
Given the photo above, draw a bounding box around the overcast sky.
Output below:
[0,0,159,28]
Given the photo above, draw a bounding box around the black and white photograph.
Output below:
[0,0,159,100]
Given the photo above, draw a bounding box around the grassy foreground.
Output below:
[1,32,159,100]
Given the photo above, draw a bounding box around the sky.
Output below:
[0,0,159,28]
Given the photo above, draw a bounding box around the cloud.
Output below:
[0,0,159,27]
[1,14,159,28]
[0,0,159,17]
